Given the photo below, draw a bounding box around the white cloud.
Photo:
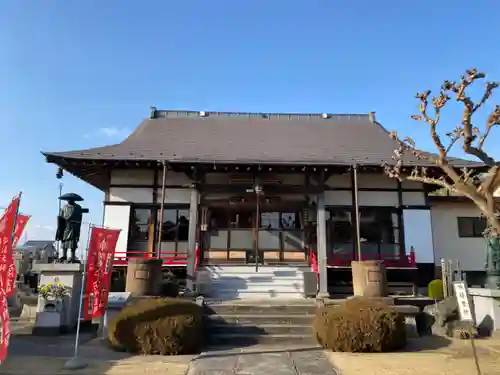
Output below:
[84,127,130,139]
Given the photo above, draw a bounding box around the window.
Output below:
[209,209,229,230]
[457,217,486,238]
[230,211,253,229]
[281,212,301,229]
[325,207,401,257]
[129,208,154,242]
[359,208,397,245]
[159,209,190,242]
[261,212,280,229]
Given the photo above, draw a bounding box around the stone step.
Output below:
[203,274,305,281]
[207,333,318,346]
[201,280,304,288]
[207,291,306,300]
[202,284,305,293]
[207,313,314,325]
[201,266,309,274]
[209,323,313,335]
[205,302,317,315]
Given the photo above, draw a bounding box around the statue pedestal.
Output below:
[469,288,500,336]
[31,262,87,335]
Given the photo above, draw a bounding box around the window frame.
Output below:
[128,204,190,251]
[457,216,487,238]
[325,205,404,259]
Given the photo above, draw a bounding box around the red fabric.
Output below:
[12,215,30,248]
[0,197,20,296]
[82,226,121,320]
[0,293,10,362]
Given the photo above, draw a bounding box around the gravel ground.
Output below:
[0,356,189,375]
[326,336,500,375]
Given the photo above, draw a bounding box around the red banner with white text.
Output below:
[0,293,10,362]
[12,214,30,249]
[0,197,21,297]
[82,226,121,320]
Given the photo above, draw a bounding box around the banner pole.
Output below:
[8,193,21,295]
[56,184,63,259]
[64,222,92,370]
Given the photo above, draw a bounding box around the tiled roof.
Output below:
[42,110,481,167]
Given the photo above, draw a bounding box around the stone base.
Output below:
[469,287,500,336]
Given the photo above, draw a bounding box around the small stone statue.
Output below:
[484,235,500,289]
[55,193,89,263]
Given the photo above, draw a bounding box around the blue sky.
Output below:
[0,1,499,244]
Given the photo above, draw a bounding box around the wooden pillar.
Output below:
[186,187,199,293]
[316,192,329,298]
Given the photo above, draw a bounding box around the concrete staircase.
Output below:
[197,265,308,300]
[204,299,318,346]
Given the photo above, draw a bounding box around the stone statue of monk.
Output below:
[55,198,84,263]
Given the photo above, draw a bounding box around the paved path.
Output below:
[188,346,337,375]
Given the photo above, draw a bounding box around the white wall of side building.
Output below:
[104,169,193,257]
[430,200,486,271]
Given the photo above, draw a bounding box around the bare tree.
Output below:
[384,68,500,236]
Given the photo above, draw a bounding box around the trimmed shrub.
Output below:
[313,297,407,352]
[427,279,444,300]
[160,272,180,297]
[108,298,205,355]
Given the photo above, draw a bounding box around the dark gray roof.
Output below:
[20,240,55,249]
[42,110,481,167]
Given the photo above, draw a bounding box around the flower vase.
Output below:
[43,298,63,313]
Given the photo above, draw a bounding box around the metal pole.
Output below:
[352,165,362,260]
[255,190,260,273]
[156,162,167,259]
[64,222,92,370]
[9,192,22,293]
[56,183,63,258]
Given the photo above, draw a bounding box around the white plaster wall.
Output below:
[358,191,398,206]
[109,187,152,203]
[111,169,193,186]
[325,173,425,193]
[403,209,434,263]
[155,171,193,186]
[402,191,426,206]
[325,173,351,188]
[103,205,130,258]
[156,189,192,204]
[111,169,154,185]
[357,173,398,189]
[324,191,352,205]
[430,202,486,271]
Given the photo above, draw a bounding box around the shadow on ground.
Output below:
[402,335,452,352]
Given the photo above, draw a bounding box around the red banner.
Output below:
[0,293,10,362]
[83,226,121,320]
[0,197,20,297]
[12,214,30,249]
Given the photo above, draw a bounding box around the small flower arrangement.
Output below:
[39,282,70,300]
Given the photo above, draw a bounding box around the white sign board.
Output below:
[107,292,132,308]
[453,281,474,322]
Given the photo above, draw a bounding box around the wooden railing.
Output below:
[327,248,416,268]
[113,250,188,266]
[309,246,319,280]
[194,242,200,272]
